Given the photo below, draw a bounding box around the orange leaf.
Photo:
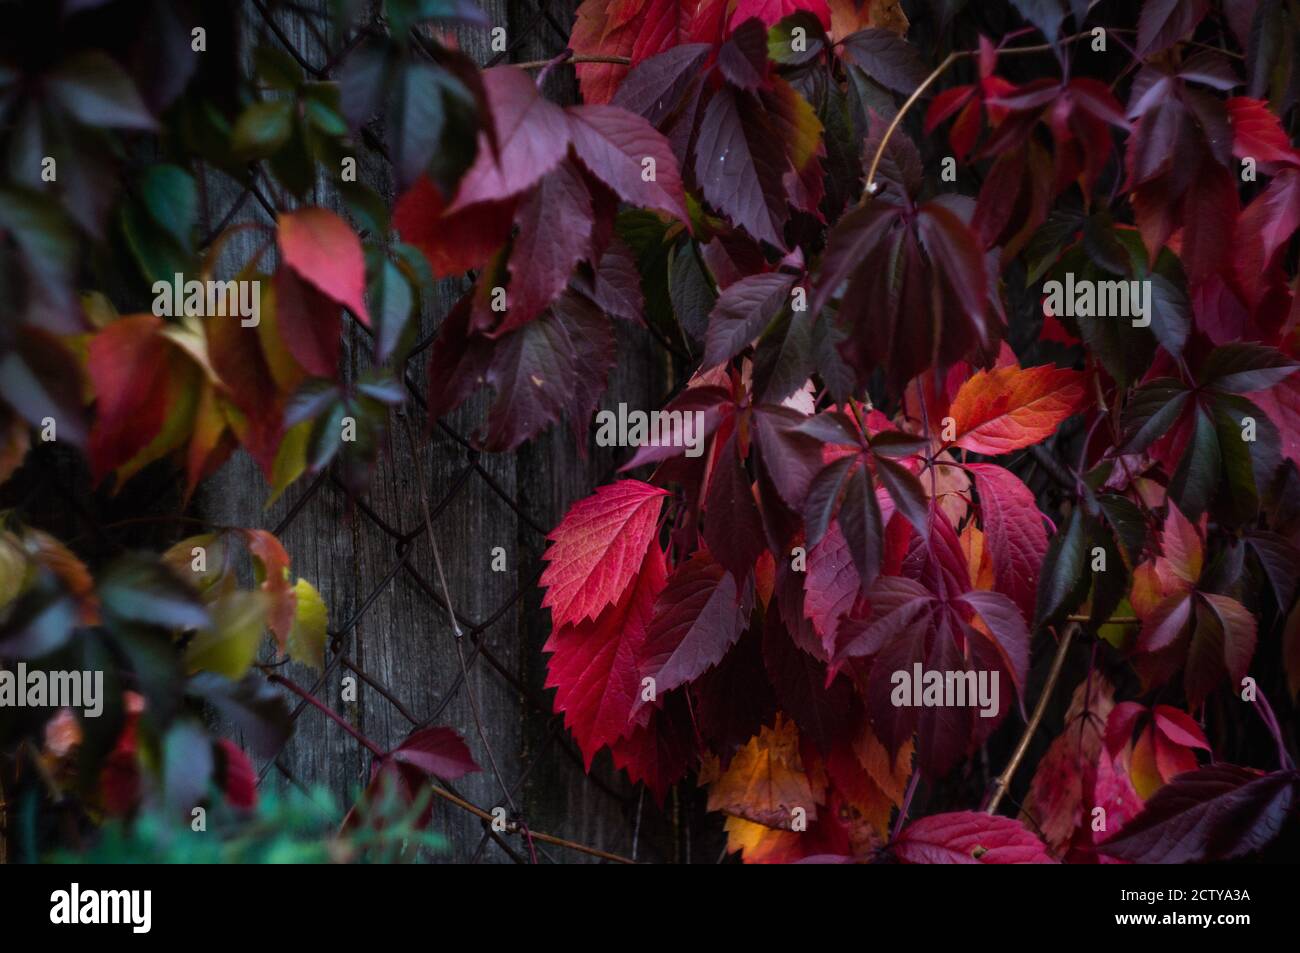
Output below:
[707,715,822,828]
[243,529,295,648]
[948,364,1088,455]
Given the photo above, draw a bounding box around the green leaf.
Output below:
[1202,343,1300,394]
[1168,403,1221,520]
[140,164,198,248]
[120,200,192,286]
[254,44,304,91]
[232,99,294,159]
[1121,378,1190,453]
[1035,506,1090,628]
[768,11,827,66]
[368,255,415,365]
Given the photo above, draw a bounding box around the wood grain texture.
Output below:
[195,0,684,862]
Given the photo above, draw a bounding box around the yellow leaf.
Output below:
[185,590,269,679]
[287,578,327,670]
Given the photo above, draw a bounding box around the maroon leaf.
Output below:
[449,66,570,210]
[388,726,480,780]
[762,599,856,751]
[717,17,769,91]
[703,429,766,583]
[1137,0,1210,58]
[694,86,789,248]
[1099,765,1299,863]
[483,291,615,451]
[274,266,341,378]
[841,28,929,94]
[703,271,796,366]
[567,104,690,224]
[500,160,595,335]
[639,548,754,694]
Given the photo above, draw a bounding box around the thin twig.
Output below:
[513,53,631,69]
[863,30,1097,194]
[985,622,1078,814]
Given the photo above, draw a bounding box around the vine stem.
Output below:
[984,622,1078,814]
[268,673,385,757]
[891,770,921,841]
[1251,686,1295,771]
[515,53,630,69]
[863,30,1098,196]
[863,51,961,196]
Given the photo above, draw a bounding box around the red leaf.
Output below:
[216,739,257,811]
[608,691,694,803]
[948,364,1087,455]
[277,208,370,326]
[541,479,669,629]
[1021,676,1114,855]
[392,176,515,279]
[388,726,480,781]
[1152,704,1210,752]
[894,811,1055,864]
[966,462,1048,622]
[243,528,295,648]
[545,543,668,767]
[86,314,171,483]
[1227,97,1300,168]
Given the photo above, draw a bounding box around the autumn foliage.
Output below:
[3,0,1300,863]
